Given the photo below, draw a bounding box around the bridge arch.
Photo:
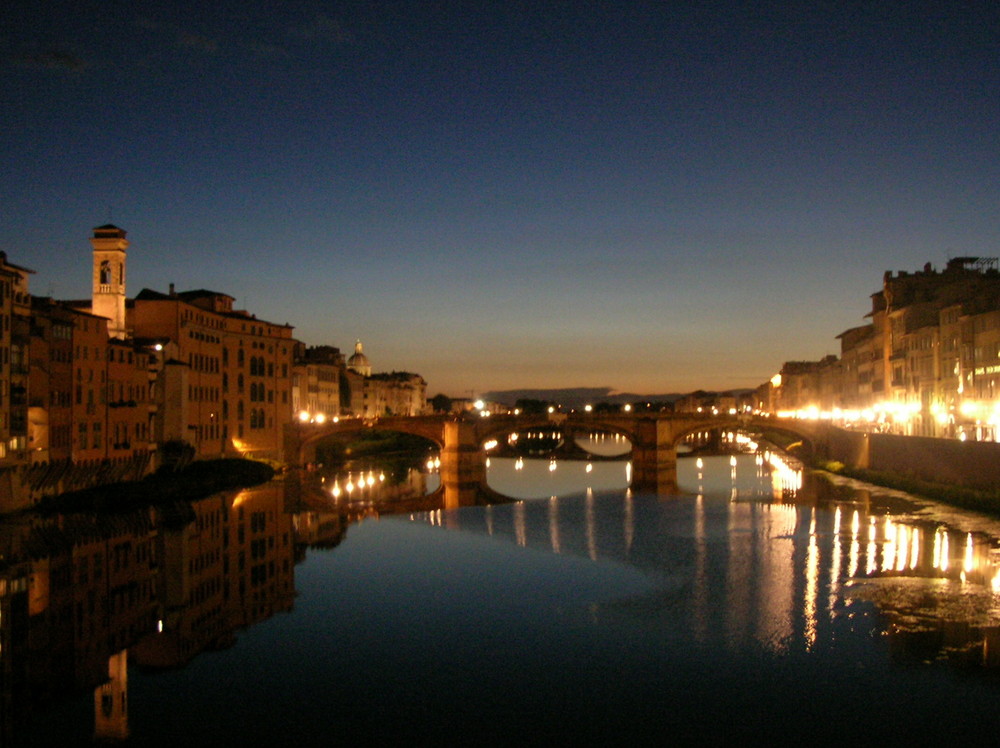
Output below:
[290,416,449,466]
[668,416,821,458]
[474,414,641,451]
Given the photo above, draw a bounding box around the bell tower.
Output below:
[90,224,128,339]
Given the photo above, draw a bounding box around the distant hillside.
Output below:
[480,387,755,410]
[481,388,684,409]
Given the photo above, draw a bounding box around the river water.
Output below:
[14,444,1000,745]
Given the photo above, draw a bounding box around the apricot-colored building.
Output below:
[131,288,295,460]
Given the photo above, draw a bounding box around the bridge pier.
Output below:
[629,418,679,495]
[439,421,486,510]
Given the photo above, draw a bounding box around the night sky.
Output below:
[3,1,998,397]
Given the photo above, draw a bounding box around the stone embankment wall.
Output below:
[0,453,154,513]
[821,426,1000,491]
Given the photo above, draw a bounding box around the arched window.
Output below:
[99,260,111,285]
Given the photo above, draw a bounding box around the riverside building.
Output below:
[3,224,427,510]
[767,258,1000,440]
[131,287,296,460]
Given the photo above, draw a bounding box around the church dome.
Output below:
[347,339,371,375]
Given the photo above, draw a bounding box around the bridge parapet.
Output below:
[285,412,834,494]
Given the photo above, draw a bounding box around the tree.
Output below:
[430,393,452,413]
[515,398,550,414]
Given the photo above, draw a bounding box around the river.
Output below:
[12,442,1000,745]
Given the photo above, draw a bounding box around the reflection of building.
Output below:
[0,557,30,746]
[291,510,348,550]
[133,484,295,669]
[226,484,296,628]
[94,651,128,741]
[0,480,303,743]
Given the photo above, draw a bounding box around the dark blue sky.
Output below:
[3,1,998,396]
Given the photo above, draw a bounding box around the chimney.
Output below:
[169,283,175,296]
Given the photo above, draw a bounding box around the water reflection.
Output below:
[0,482,297,744]
[9,451,1000,744]
[503,431,632,458]
[430,454,1000,667]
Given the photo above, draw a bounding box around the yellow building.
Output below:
[343,340,427,418]
[0,253,34,464]
[774,257,1000,440]
[131,287,295,460]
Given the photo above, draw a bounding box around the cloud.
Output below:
[14,49,87,71]
[177,32,219,54]
[135,16,219,55]
[288,13,352,45]
[247,41,290,59]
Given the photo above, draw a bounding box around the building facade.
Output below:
[3,224,430,510]
[768,258,1000,440]
[131,288,296,460]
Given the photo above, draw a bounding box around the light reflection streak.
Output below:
[693,494,707,642]
[805,508,818,649]
[848,510,860,579]
[830,506,842,609]
[867,517,878,576]
[882,517,896,573]
[586,488,597,560]
[548,497,561,554]
[624,492,634,553]
[895,522,908,572]
[417,452,1000,662]
[514,501,526,547]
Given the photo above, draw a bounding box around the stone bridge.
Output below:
[287,412,833,503]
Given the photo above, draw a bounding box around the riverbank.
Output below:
[34,458,275,514]
[815,459,1000,518]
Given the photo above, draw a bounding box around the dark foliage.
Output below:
[36,459,275,514]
